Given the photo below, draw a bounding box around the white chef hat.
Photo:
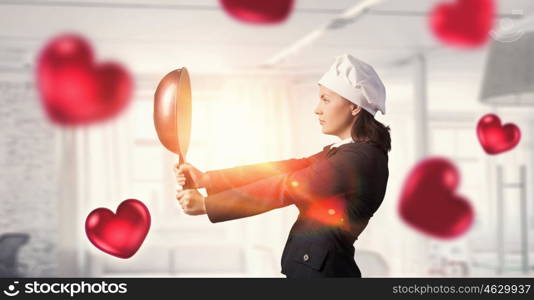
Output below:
[318,54,386,116]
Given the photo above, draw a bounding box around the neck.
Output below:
[337,128,352,140]
[337,116,356,140]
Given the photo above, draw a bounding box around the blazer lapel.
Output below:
[326,146,339,158]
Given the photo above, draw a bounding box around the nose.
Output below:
[314,103,322,116]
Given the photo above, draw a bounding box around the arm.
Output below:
[205,147,368,223]
[204,150,325,195]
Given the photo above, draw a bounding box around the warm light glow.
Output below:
[305,196,349,229]
[193,94,284,167]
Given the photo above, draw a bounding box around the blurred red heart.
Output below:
[477,114,521,154]
[398,158,474,239]
[429,0,495,47]
[219,0,294,24]
[85,199,150,259]
[36,34,133,125]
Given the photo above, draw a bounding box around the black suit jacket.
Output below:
[203,142,389,278]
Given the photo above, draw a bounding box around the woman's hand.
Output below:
[176,189,206,215]
[173,163,209,189]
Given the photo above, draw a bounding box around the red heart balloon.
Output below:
[219,0,294,24]
[477,114,521,154]
[85,199,151,259]
[36,34,133,125]
[429,0,495,47]
[398,158,474,239]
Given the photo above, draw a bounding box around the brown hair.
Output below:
[351,109,391,155]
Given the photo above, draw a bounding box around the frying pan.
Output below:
[153,68,193,189]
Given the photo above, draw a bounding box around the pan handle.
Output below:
[178,155,194,190]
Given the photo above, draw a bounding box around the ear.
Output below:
[351,104,362,116]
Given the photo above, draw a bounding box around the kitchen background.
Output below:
[1,0,533,277]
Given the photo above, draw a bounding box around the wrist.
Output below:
[201,195,207,214]
[202,172,210,189]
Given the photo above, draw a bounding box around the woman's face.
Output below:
[315,85,360,136]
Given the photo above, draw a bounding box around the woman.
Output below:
[175,54,390,278]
